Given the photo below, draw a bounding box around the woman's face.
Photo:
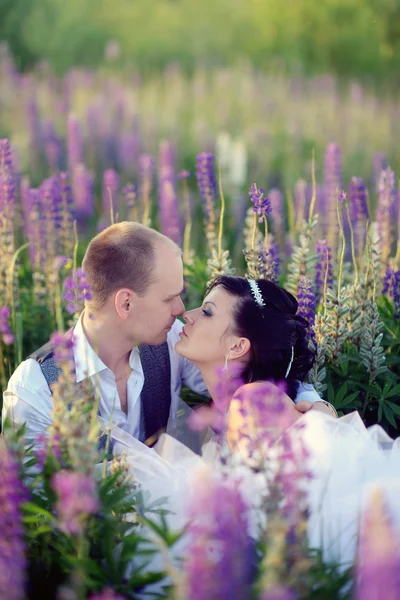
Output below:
[175,286,239,366]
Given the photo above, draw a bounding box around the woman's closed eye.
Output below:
[202,308,212,317]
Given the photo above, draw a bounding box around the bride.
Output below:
[108,276,400,572]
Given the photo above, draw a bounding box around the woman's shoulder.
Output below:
[233,380,292,403]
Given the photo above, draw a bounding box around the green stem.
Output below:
[54,278,65,332]
[263,214,269,256]
[73,220,79,273]
[251,212,257,251]
[182,179,192,266]
[8,242,29,369]
[336,200,346,297]
[108,187,114,225]
[76,533,88,600]
[217,162,225,261]
[308,149,317,222]
[0,341,7,393]
[345,197,358,286]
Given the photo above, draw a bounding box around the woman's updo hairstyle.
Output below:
[207,276,315,400]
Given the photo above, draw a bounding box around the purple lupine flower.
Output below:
[122,184,136,210]
[184,471,251,600]
[59,171,75,227]
[267,237,281,279]
[118,130,140,176]
[38,176,64,262]
[294,179,307,225]
[196,152,218,216]
[355,490,400,600]
[71,164,94,220]
[102,168,120,217]
[0,306,14,345]
[261,586,297,600]
[268,188,284,237]
[337,190,346,203]
[315,239,333,298]
[27,98,42,170]
[67,115,84,172]
[382,268,400,318]
[349,177,369,223]
[249,183,271,223]
[42,121,63,172]
[50,330,75,367]
[234,382,301,452]
[40,175,63,229]
[0,138,14,172]
[372,152,388,190]
[52,471,99,536]
[196,152,218,249]
[0,440,27,600]
[377,168,396,264]
[35,432,62,469]
[177,170,190,180]
[0,138,16,218]
[89,589,125,600]
[63,268,92,314]
[158,140,182,245]
[138,153,154,203]
[323,143,342,245]
[24,188,43,269]
[20,176,31,234]
[297,276,316,346]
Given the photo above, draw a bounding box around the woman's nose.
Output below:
[183,309,196,324]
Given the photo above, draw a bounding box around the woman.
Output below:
[174,275,325,448]
[109,276,400,575]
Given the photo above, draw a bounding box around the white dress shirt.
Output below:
[2,317,322,444]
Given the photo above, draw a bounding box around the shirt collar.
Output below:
[73,313,141,383]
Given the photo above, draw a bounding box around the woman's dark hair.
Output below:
[207,276,316,400]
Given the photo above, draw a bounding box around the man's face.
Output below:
[130,241,185,346]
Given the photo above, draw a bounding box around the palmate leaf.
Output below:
[382,403,398,428]
[140,514,183,548]
[22,501,54,522]
[386,400,400,416]
[128,569,168,591]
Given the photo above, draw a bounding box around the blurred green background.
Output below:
[2,0,400,83]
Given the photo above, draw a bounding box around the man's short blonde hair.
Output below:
[82,222,180,310]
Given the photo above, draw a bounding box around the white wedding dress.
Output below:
[103,403,400,588]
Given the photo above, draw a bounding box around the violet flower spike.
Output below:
[0,306,14,345]
[0,440,28,600]
[52,471,99,536]
[249,183,271,223]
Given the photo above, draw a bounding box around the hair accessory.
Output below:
[285,346,294,378]
[248,279,266,308]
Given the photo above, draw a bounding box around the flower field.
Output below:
[1,43,400,599]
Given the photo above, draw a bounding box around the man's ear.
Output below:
[115,289,134,319]
[229,336,251,360]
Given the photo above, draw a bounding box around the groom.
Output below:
[2,222,332,447]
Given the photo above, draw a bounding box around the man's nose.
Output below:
[172,296,185,316]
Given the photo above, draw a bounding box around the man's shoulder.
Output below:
[7,358,48,392]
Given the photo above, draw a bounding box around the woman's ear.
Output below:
[114,289,134,319]
[229,336,251,360]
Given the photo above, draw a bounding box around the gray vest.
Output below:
[29,338,172,449]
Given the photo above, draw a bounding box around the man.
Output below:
[2,222,334,446]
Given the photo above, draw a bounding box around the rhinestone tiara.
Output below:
[248,279,265,307]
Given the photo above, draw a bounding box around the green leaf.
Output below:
[385,401,400,417]
[22,502,54,521]
[385,384,400,399]
[383,404,397,428]
[128,570,167,589]
[335,391,359,409]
